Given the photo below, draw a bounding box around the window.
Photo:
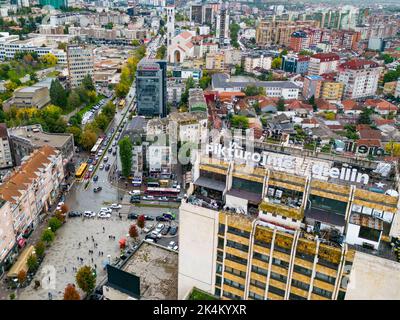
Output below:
[293,265,312,276]
[250,278,265,289]
[291,279,310,291]
[227,226,250,239]
[224,278,245,290]
[315,272,336,284]
[272,257,289,269]
[270,271,287,283]
[218,237,224,249]
[251,265,268,276]
[358,226,380,242]
[313,287,332,299]
[215,288,221,297]
[225,266,246,278]
[268,285,285,297]
[254,238,271,249]
[216,263,222,274]
[215,275,222,286]
[226,253,247,266]
[217,250,224,262]
[226,240,249,252]
[218,223,225,236]
[289,293,307,300]
[223,291,241,300]
[253,252,269,263]
[249,291,264,300]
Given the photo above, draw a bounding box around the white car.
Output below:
[88,165,94,172]
[167,241,176,250]
[143,195,155,200]
[99,164,104,170]
[83,210,96,218]
[129,190,141,196]
[98,212,111,219]
[143,224,153,233]
[56,201,64,211]
[151,231,162,239]
[99,207,112,214]
[109,203,122,210]
[155,223,164,233]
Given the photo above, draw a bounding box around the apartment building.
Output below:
[178,140,400,300]
[308,53,340,76]
[206,52,226,71]
[256,20,318,47]
[67,45,94,88]
[338,60,382,99]
[0,200,16,278]
[244,54,272,73]
[0,123,13,169]
[0,146,64,268]
[281,55,309,75]
[215,3,229,45]
[321,81,344,101]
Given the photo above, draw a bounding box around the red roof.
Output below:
[339,59,379,70]
[359,129,382,140]
[356,139,381,147]
[311,53,340,62]
[374,118,396,126]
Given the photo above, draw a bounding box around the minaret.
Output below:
[166,5,175,47]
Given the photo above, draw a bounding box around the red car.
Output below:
[92,159,97,165]
[84,171,91,179]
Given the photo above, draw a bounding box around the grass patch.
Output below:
[76,94,106,118]
[188,288,218,300]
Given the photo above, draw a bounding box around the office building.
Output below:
[338,60,382,100]
[67,45,94,88]
[136,58,167,118]
[178,139,400,300]
[282,55,309,75]
[39,0,67,9]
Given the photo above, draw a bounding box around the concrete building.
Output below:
[212,74,300,100]
[169,111,208,144]
[166,5,175,47]
[244,54,272,73]
[11,85,50,109]
[67,45,94,88]
[167,78,185,105]
[0,200,17,277]
[321,81,344,101]
[0,146,64,252]
[178,140,400,300]
[206,52,225,71]
[0,123,13,169]
[338,60,382,99]
[188,88,207,113]
[136,59,167,118]
[281,55,309,75]
[308,53,340,76]
[215,3,229,45]
[8,124,74,166]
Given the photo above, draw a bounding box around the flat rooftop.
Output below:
[8,125,71,149]
[121,242,178,300]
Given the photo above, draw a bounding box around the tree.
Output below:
[67,90,81,110]
[230,115,249,130]
[308,95,317,112]
[82,74,95,91]
[57,42,67,50]
[69,113,82,126]
[67,126,82,144]
[385,141,400,156]
[27,254,38,272]
[40,53,58,67]
[229,22,240,48]
[280,49,288,57]
[102,101,116,119]
[380,53,395,64]
[41,229,55,244]
[119,136,133,178]
[76,265,96,295]
[156,45,167,59]
[299,50,313,56]
[131,39,140,47]
[271,57,282,69]
[80,129,97,150]
[35,241,45,259]
[17,270,27,285]
[358,108,373,125]
[94,113,109,131]
[63,283,81,300]
[277,98,285,111]
[48,217,62,232]
[129,224,138,239]
[50,79,67,109]
[243,85,261,97]
[199,73,211,90]
[137,215,145,229]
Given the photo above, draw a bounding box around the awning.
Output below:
[18,238,26,248]
[7,245,35,278]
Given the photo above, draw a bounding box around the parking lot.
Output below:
[16,205,178,300]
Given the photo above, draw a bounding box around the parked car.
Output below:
[103,157,109,163]
[68,211,81,218]
[144,215,154,221]
[143,224,154,233]
[88,165,94,172]
[109,203,122,210]
[112,141,117,147]
[98,212,111,219]
[92,159,97,165]
[84,171,91,179]
[167,241,177,250]
[83,210,96,218]
[161,225,170,235]
[155,223,164,233]
[143,195,155,200]
[56,201,64,211]
[112,150,116,156]
[93,186,102,193]
[93,175,99,182]
[127,213,138,220]
[162,212,175,220]
[99,164,104,170]
[87,158,93,164]
[129,190,141,196]
[108,148,112,153]
[105,164,111,171]
[169,225,178,235]
[151,231,162,239]
[156,215,168,221]
[130,196,140,203]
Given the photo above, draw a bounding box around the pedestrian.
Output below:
[103,227,105,233]
[77,256,79,261]
[91,258,94,263]
[64,267,67,273]
[86,236,89,241]
[95,264,97,269]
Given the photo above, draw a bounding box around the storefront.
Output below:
[0,243,18,278]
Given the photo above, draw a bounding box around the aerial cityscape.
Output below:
[0,0,399,303]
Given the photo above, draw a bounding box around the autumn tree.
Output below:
[76,266,96,295]
[60,203,68,214]
[129,224,138,239]
[40,53,58,67]
[63,283,81,300]
[80,129,97,151]
[271,57,282,69]
[137,215,145,229]
[17,270,27,285]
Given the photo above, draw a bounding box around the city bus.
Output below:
[147,181,160,188]
[90,137,104,156]
[75,162,88,179]
[145,187,180,198]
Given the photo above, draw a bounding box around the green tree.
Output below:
[40,53,58,66]
[271,57,282,69]
[67,90,81,110]
[81,74,95,91]
[277,98,285,111]
[299,50,313,56]
[102,101,116,119]
[69,113,82,126]
[358,108,373,125]
[41,229,55,244]
[180,77,195,106]
[280,49,288,57]
[27,254,38,272]
[243,85,261,96]
[230,115,249,130]
[76,265,96,295]
[80,129,97,151]
[119,136,133,178]
[94,113,109,131]
[131,39,140,47]
[50,79,67,109]
[199,71,211,90]
[67,126,82,144]
[48,217,62,232]
[230,22,240,48]
[35,241,46,258]
[156,45,167,59]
